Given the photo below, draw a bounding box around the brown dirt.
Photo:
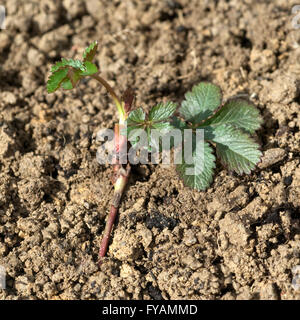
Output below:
[0,0,300,300]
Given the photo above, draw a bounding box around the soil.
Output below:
[0,0,300,300]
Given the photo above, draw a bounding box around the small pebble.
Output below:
[1,92,17,105]
[82,114,91,124]
[183,229,197,246]
[258,148,285,169]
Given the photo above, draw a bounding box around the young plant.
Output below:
[47,41,133,264]
[47,42,262,265]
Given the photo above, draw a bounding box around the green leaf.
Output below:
[61,69,82,90]
[61,78,73,90]
[128,108,146,124]
[48,59,87,92]
[206,124,262,174]
[200,99,263,133]
[80,61,98,76]
[83,41,98,62]
[51,58,86,73]
[47,43,99,93]
[47,68,69,93]
[179,82,222,124]
[149,101,177,122]
[177,140,216,191]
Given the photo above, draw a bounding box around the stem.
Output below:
[92,76,134,265]
[98,123,130,265]
[91,74,125,121]
[98,166,130,264]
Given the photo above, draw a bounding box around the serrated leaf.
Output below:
[51,58,86,73]
[179,82,222,124]
[83,41,98,62]
[206,124,262,174]
[128,108,146,124]
[80,61,98,76]
[149,102,177,122]
[200,99,262,133]
[177,139,216,191]
[47,68,69,93]
[47,43,99,93]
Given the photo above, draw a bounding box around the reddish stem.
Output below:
[98,168,130,263]
[98,123,130,265]
[98,205,118,259]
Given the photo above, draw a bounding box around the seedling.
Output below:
[47,42,262,264]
